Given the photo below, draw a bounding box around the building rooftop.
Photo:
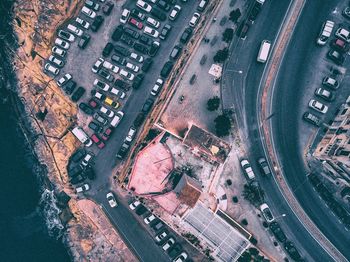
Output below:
[174,175,202,208]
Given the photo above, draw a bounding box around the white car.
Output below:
[100,106,115,118]
[130,52,144,63]
[169,5,181,21]
[48,55,64,67]
[76,184,90,193]
[189,12,200,27]
[94,79,110,91]
[56,73,72,87]
[155,230,168,242]
[309,99,328,114]
[335,27,350,42]
[136,0,152,13]
[146,17,160,29]
[81,152,94,167]
[260,203,274,223]
[119,69,135,80]
[322,76,339,89]
[162,238,175,251]
[82,6,96,18]
[110,111,124,127]
[44,63,59,75]
[126,62,139,73]
[106,192,118,208]
[92,90,105,100]
[173,252,188,262]
[92,57,104,73]
[240,159,255,180]
[67,24,83,36]
[129,200,141,210]
[52,46,66,57]
[144,26,159,38]
[144,214,156,224]
[125,126,137,143]
[75,17,90,29]
[110,87,126,99]
[103,61,120,73]
[151,78,163,96]
[55,38,70,49]
[120,9,130,24]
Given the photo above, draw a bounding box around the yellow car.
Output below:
[104,97,120,109]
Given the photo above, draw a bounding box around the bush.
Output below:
[241,218,248,225]
[214,114,231,137]
[262,221,268,228]
[229,8,241,23]
[232,196,238,203]
[213,48,229,63]
[222,28,234,43]
[207,96,220,111]
[226,179,232,186]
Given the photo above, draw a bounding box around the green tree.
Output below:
[207,96,220,111]
[222,28,234,43]
[214,114,231,137]
[229,8,241,23]
[242,183,265,207]
[213,48,229,63]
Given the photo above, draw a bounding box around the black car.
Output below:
[116,143,130,159]
[328,49,345,65]
[120,34,135,46]
[142,98,154,113]
[139,35,153,46]
[114,79,131,91]
[159,24,172,40]
[68,165,83,178]
[160,61,173,78]
[91,15,104,32]
[102,1,114,15]
[135,204,147,215]
[64,80,77,95]
[71,86,86,102]
[284,241,302,261]
[111,54,126,65]
[98,68,114,82]
[132,74,144,89]
[112,25,124,41]
[70,174,85,185]
[78,34,91,49]
[168,244,182,258]
[114,44,131,56]
[134,112,145,127]
[124,27,140,39]
[102,42,114,57]
[164,0,176,4]
[70,148,86,163]
[79,102,94,115]
[169,45,182,60]
[180,27,192,44]
[151,7,167,21]
[149,41,160,57]
[131,9,146,20]
[84,166,96,180]
[269,222,286,242]
[88,121,103,133]
[157,0,171,11]
[134,42,149,54]
[142,58,153,72]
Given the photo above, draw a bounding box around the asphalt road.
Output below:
[270,0,350,259]
[223,0,343,261]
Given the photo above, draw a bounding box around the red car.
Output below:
[331,38,349,52]
[128,17,143,29]
[91,134,105,149]
[89,98,100,109]
[101,127,114,141]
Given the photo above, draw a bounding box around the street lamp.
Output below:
[275,214,287,219]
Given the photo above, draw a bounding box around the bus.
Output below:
[257,40,271,63]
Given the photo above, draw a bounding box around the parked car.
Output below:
[134,112,145,127]
[110,87,126,99]
[48,55,64,68]
[169,5,181,20]
[91,89,106,101]
[159,24,172,40]
[240,159,255,180]
[169,45,182,60]
[331,38,349,52]
[104,96,120,109]
[57,73,72,87]
[132,74,144,89]
[146,17,160,29]
[102,61,119,73]
[92,57,104,73]
[180,27,192,44]
[124,27,140,39]
[162,238,175,251]
[81,152,95,167]
[144,26,159,38]
[142,58,153,72]
[151,7,166,21]
[111,54,126,66]
[99,106,114,118]
[79,103,94,115]
[91,134,105,148]
[322,76,339,89]
[103,1,114,15]
[284,241,302,261]
[173,252,188,262]
[144,214,156,224]
[71,86,86,102]
[130,52,144,63]
[76,183,90,193]
[58,30,75,42]
[189,12,200,27]
[149,41,160,56]
[88,121,103,133]
[142,98,154,112]
[260,203,274,223]
[52,46,66,58]
[44,63,59,75]
[81,6,96,18]
[160,61,173,78]
[129,200,141,210]
[120,9,130,24]
[151,78,163,96]
[125,126,137,143]
[67,24,83,36]
[102,42,114,57]
[257,157,271,176]
[139,35,153,45]
[110,111,124,127]
[106,192,117,207]
[93,113,108,125]
[131,9,146,21]
[55,38,70,49]
[335,27,350,42]
[70,148,86,163]
[155,230,168,242]
[116,142,130,159]
[315,87,334,101]
[114,79,131,91]
[98,68,114,82]
[168,244,182,258]
[303,112,321,126]
[112,25,124,41]
[114,44,131,56]
[120,69,135,81]
[269,222,286,242]
[129,17,143,29]
[75,17,90,29]
[85,0,99,11]
[78,34,91,49]
[101,127,114,141]
[126,62,139,73]
[136,0,152,13]
[157,0,170,11]
[91,15,104,32]
[134,42,149,54]
[308,99,328,114]
[343,7,350,19]
[88,98,100,109]
[327,49,344,65]
[64,80,77,95]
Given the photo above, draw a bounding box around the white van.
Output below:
[72,127,92,147]
[257,40,271,63]
[316,20,334,45]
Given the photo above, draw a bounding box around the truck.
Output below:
[316,20,334,45]
[71,127,92,147]
[257,40,271,63]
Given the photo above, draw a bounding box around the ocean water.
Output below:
[0,0,70,261]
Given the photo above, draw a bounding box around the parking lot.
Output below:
[42,0,210,188]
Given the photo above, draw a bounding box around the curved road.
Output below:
[224,0,348,261]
